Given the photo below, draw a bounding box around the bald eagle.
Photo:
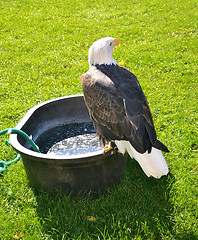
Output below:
[81,37,169,179]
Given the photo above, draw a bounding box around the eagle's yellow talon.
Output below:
[113,146,121,153]
[104,145,113,153]
[116,148,122,154]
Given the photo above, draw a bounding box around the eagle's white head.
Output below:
[88,37,120,67]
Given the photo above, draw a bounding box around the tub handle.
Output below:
[0,128,40,173]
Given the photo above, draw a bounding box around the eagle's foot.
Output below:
[104,145,113,153]
[114,146,121,153]
[103,142,121,154]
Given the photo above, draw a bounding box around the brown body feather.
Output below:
[81,64,169,154]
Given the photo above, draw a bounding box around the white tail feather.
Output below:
[115,140,169,179]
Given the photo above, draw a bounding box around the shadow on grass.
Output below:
[33,158,195,239]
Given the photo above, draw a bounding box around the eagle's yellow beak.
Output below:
[113,38,120,47]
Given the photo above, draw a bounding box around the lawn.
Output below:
[0,0,197,239]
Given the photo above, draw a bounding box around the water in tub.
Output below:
[35,122,103,156]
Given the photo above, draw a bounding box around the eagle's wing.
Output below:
[81,67,130,143]
[81,66,169,153]
[117,67,169,153]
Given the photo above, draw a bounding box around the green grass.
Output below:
[0,0,197,239]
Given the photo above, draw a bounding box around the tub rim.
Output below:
[9,94,105,161]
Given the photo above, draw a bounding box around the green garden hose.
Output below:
[0,128,40,173]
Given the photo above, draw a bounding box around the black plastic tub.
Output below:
[9,94,127,197]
